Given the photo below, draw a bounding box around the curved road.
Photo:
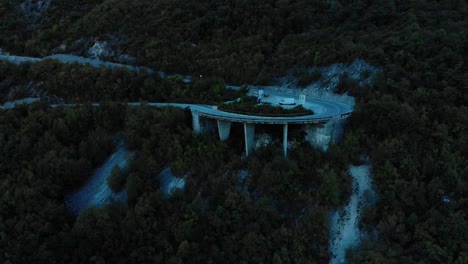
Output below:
[137,97,352,125]
[1,53,353,123]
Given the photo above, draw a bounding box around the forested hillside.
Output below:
[2,0,464,84]
[0,60,241,104]
[0,104,355,263]
[0,0,467,263]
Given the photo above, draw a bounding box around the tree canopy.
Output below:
[0,0,467,263]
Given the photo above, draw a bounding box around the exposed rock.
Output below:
[21,0,50,16]
[329,165,378,264]
[65,139,135,216]
[279,59,380,92]
[159,167,186,197]
[51,44,67,54]
[88,41,114,60]
[254,133,273,149]
[83,38,137,63]
[117,54,136,64]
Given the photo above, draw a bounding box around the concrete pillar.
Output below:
[283,124,288,157]
[244,123,255,156]
[217,120,232,141]
[299,94,306,105]
[191,110,201,134]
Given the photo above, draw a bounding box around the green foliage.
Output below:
[336,73,359,94]
[0,0,467,263]
[319,170,341,207]
[219,97,313,116]
[293,68,322,87]
[126,172,143,205]
[107,166,126,193]
[0,60,243,104]
[0,104,343,263]
[168,74,185,82]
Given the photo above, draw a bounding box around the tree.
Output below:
[126,172,143,205]
[107,166,126,193]
[319,170,341,206]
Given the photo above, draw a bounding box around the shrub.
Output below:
[336,73,359,93]
[219,98,313,116]
[298,70,322,87]
[107,166,127,193]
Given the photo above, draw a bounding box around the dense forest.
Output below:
[0,104,354,263]
[0,0,467,263]
[1,0,464,84]
[0,60,242,104]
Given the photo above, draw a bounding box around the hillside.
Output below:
[0,1,467,263]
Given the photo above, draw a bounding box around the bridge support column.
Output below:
[217,120,231,141]
[191,110,201,134]
[244,123,255,156]
[283,124,288,157]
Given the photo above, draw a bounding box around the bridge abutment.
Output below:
[244,123,255,156]
[304,119,346,150]
[217,120,232,141]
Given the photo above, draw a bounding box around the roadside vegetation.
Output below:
[219,96,313,116]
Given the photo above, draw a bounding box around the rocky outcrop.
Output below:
[254,133,273,149]
[21,0,50,16]
[329,164,378,264]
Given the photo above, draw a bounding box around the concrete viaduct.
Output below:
[141,92,354,157]
[191,107,351,156]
